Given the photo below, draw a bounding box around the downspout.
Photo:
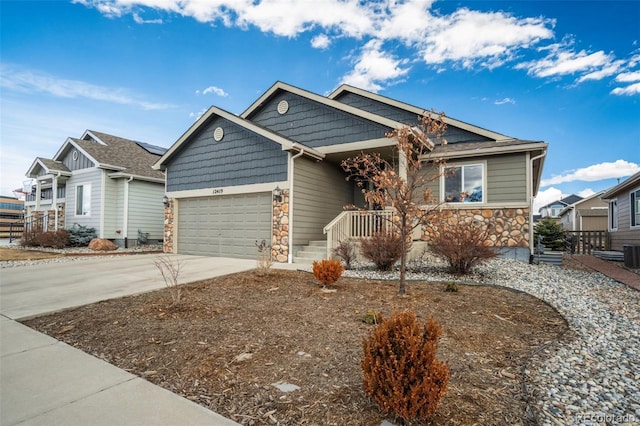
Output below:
[123,176,133,248]
[529,151,547,257]
[288,149,305,263]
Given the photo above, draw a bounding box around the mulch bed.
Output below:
[24,270,567,425]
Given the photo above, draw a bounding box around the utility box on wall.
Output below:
[623,245,640,269]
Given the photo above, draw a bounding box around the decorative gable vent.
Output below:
[213,127,224,142]
[277,100,289,115]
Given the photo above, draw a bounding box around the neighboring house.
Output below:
[601,171,640,251]
[0,196,24,238]
[24,130,166,246]
[154,81,548,262]
[558,191,608,231]
[538,194,583,219]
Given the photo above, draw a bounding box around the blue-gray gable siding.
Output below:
[61,147,94,171]
[166,116,288,192]
[334,92,493,144]
[248,91,391,148]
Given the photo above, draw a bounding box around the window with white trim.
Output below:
[75,184,91,216]
[631,189,640,227]
[609,199,618,230]
[443,163,484,203]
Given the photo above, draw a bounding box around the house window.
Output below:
[609,199,618,230]
[550,204,564,217]
[75,184,91,216]
[443,163,484,203]
[632,189,640,227]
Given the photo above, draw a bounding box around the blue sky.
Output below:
[1,0,639,212]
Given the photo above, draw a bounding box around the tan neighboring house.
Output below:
[600,171,640,251]
[24,130,166,246]
[558,191,608,231]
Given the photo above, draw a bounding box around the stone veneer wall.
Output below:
[163,199,174,253]
[272,189,290,263]
[423,207,530,248]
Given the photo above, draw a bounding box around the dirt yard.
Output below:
[24,269,567,425]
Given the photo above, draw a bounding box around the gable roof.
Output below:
[241,81,405,131]
[328,84,512,142]
[540,194,583,211]
[154,105,325,170]
[601,171,640,199]
[558,191,606,216]
[26,157,71,178]
[53,130,165,181]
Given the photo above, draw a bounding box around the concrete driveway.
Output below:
[0,254,256,320]
[0,254,259,426]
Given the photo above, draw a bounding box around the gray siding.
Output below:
[610,187,640,251]
[248,91,391,148]
[102,175,120,238]
[334,92,493,144]
[65,169,102,233]
[420,153,527,204]
[166,116,288,192]
[127,181,164,240]
[61,147,95,171]
[292,157,353,245]
[486,154,527,203]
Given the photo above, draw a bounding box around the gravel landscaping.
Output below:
[341,257,640,425]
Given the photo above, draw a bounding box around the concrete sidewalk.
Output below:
[0,254,260,426]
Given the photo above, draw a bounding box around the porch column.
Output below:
[52,175,58,230]
[35,180,41,210]
[399,150,408,181]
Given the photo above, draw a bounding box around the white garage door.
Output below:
[177,193,272,258]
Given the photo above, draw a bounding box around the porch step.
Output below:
[294,240,327,263]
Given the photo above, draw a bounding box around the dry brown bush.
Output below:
[360,231,404,271]
[312,259,345,287]
[362,310,450,423]
[429,220,498,274]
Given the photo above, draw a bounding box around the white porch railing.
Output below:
[323,210,394,259]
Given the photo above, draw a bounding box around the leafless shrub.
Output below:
[154,254,183,307]
[255,239,273,276]
[332,239,357,269]
[429,220,498,274]
[360,231,404,271]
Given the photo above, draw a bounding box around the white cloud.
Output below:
[133,12,163,24]
[615,71,640,82]
[611,82,640,96]
[311,34,331,49]
[198,86,228,97]
[533,186,563,213]
[0,64,173,110]
[340,39,410,92]
[77,0,635,94]
[420,9,554,69]
[577,188,596,198]
[517,43,616,79]
[577,60,624,82]
[494,97,515,105]
[540,160,640,186]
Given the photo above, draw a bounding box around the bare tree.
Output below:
[341,111,447,295]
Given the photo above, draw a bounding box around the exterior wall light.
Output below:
[162,195,169,207]
[274,186,282,203]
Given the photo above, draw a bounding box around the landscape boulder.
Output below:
[88,238,118,251]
